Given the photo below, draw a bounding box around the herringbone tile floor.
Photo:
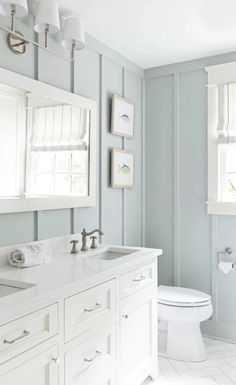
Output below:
[145,338,236,385]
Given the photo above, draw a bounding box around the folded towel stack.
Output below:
[9,244,52,268]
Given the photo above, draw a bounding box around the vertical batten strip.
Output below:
[173,72,180,286]
[35,31,39,240]
[141,77,145,247]
[70,47,75,234]
[71,209,75,234]
[34,31,39,81]
[122,67,126,246]
[71,58,75,94]
[211,215,218,321]
[99,54,104,234]
[34,211,39,241]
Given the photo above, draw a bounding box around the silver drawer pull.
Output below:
[133,275,146,282]
[122,314,129,319]
[84,350,102,363]
[84,303,102,313]
[3,330,30,345]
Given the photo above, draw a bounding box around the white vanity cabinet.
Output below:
[0,255,158,385]
[119,287,157,385]
[119,262,158,385]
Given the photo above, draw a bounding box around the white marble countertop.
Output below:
[0,243,162,323]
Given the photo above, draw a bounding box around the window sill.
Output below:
[207,201,236,215]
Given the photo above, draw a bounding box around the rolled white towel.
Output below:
[9,244,52,268]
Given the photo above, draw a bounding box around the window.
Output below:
[207,62,236,215]
[219,144,236,201]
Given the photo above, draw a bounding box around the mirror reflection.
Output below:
[0,84,90,199]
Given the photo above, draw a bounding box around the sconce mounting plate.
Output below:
[7,32,28,55]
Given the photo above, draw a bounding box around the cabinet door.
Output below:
[119,287,157,385]
[0,345,59,385]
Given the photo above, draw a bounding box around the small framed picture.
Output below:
[111,94,135,138]
[111,148,135,188]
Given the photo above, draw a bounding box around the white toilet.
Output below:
[158,285,213,362]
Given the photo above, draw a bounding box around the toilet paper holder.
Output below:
[217,247,236,268]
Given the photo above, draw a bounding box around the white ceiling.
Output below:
[55,0,236,69]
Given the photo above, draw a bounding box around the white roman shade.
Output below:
[28,104,89,151]
[217,83,236,143]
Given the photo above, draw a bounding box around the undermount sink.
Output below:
[91,247,139,261]
[0,279,35,298]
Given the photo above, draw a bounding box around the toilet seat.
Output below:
[158,285,211,308]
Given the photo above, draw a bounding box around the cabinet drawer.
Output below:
[120,262,156,299]
[74,365,115,385]
[0,344,59,385]
[0,303,58,364]
[65,326,115,385]
[65,280,116,342]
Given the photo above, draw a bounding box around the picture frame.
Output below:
[111,94,135,138]
[111,148,135,188]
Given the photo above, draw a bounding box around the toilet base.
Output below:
[159,321,207,362]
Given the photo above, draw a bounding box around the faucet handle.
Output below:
[70,240,79,254]
[90,236,97,249]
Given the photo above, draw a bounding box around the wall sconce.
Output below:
[34,0,60,48]
[61,18,85,60]
[0,0,85,61]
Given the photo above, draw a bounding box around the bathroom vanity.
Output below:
[0,241,162,385]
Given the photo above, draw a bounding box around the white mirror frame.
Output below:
[0,68,97,213]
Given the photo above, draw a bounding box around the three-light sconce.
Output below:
[0,0,85,61]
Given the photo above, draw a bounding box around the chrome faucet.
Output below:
[81,228,104,251]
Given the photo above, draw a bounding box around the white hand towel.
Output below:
[9,244,52,268]
[219,261,234,274]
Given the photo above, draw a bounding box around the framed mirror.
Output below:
[0,68,97,213]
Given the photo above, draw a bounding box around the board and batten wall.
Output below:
[0,15,144,248]
[145,51,236,342]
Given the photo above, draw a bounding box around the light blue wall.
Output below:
[0,16,144,247]
[145,51,236,342]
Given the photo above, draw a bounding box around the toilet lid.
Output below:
[158,285,211,307]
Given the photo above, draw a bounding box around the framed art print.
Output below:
[111,94,135,138]
[111,148,135,188]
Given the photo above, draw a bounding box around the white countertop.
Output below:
[0,244,162,323]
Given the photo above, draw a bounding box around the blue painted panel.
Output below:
[37,209,71,240]
[101,58,123,244]
[73,47,100,233]
[125,70,142,246]
[178,70,211,294]
[0,212,35,246]
[145,75,174,285]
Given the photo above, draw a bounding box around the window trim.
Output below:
[207,61,236,215]
[0,68,97,213]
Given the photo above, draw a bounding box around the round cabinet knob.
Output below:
[52,357,60,365]
[122,314,129,319]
